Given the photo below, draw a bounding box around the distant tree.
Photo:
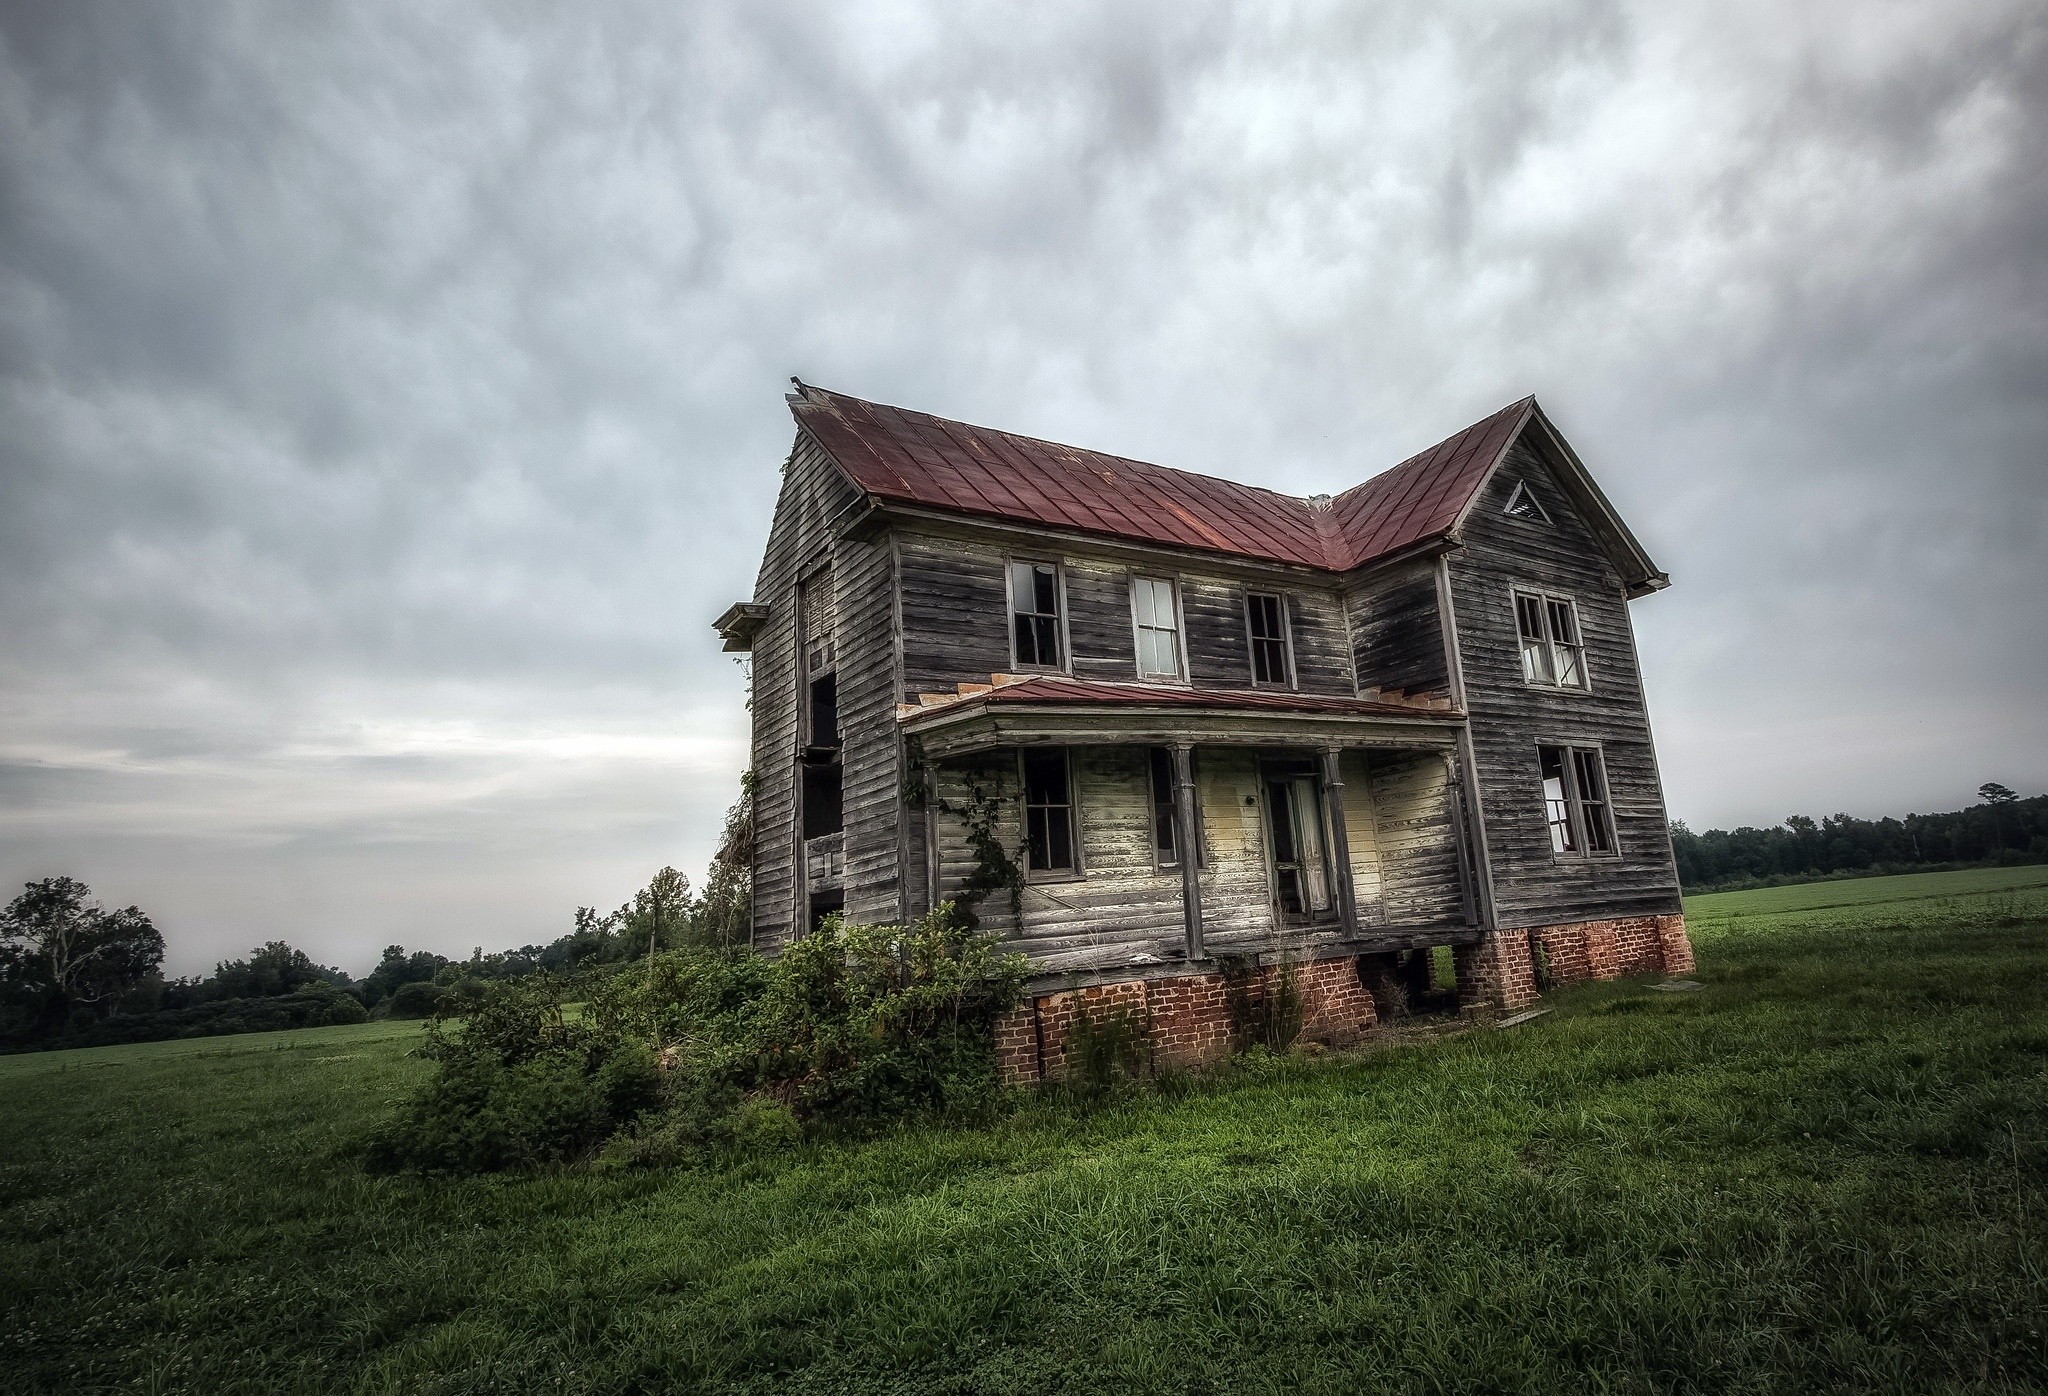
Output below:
[360,945,453,1007]
[623,867,695,967]
[0,878,164,1034]
[1980,783,2018,805]
[206,941,345,1001]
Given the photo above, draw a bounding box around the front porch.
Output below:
[899,681,1483,987]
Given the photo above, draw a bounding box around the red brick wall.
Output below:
[1455,929,1539,1012]
[1528,914,1692,988]
[993,955,1379,1085]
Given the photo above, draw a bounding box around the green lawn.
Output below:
[1684,862,2048,919]
[3,874,2046,1394]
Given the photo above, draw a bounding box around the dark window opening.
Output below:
[807,890,843,936]
[1538,743,1615,857]
[802,761,843,839]
[1247,592,1292,686]
[807,671,839,749]
[1022,747,1077,874]
[1010,560,1063,668]
[1149,748,1179,866]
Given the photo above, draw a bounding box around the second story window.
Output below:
[1246,591,1293,686]
[1131,575,1183,681]
[1009,560,1063,669]
[1514,589,1588,690]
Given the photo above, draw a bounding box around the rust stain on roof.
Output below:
[792,386,1533,573]
[898,676,1461,726]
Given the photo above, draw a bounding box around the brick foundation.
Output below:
[1528,913,1693,988]
[995,955,1379,1085]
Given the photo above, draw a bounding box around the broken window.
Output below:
[1131,575,1183,680]
[1514,588,1588,690]
[1009,560,1063,669]
[1538,744,1616,857]
[1246,591,1293,686]
[1504,479,1552,523]
[1021,747,1077,875]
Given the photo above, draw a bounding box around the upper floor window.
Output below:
[1503,479,1552,524]
[1131,575,1184,681]
[1246,591,1293,687]
[1538,744,1615,856]
[1009,560,1064,669]
[1021,747,1078,877]
[1514,589,1587,690]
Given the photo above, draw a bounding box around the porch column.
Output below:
[1321,746,1360,938]
[1171,741,1205,960]
[921,760,942,916]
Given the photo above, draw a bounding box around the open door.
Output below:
[1264,768,1333,924]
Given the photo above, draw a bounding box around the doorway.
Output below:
[1262,762,1333,925]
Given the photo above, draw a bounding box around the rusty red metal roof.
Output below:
[791,385,1533,573]
[900,677,1461,727]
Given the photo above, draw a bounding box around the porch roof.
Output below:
[898,676,1464,760]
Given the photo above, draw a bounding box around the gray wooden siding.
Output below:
[1364,749,1466,926]
[1346,558,1450,698]
[896,525,1355,697]
[1449,439,1683,927]
[834,530,902,926]
[747,432,870,952]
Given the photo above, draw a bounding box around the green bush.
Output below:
[368,903,1026,1174]
[383,980,443,1019]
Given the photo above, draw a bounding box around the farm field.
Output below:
[3,873,2046,1394]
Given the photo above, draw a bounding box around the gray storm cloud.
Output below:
[2,0,2043,975]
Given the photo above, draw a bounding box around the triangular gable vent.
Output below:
[1503,479,1552,524]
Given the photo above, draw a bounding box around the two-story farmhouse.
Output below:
[716,382,1693,1081]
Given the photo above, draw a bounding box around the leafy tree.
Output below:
[206,941,347,1001]
[1980,783,2018,805]
[622,867,695,966]
[0,878,164,1034]
[698,770,755,950]
[360,945,453,1007]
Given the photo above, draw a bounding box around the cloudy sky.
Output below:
[3,0,2042,977]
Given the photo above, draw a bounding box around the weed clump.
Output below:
[365,903,1025,1174]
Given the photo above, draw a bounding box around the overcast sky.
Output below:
[3,0,2043,977]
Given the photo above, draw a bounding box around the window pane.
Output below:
[1555,643,1586,689]
[1009,562,1035,610]
[1574,750,1612,853]
[1521,634,1554,685]
[1516,594,1545,641]
[1540,746,1577,853]
[1140,627,1176,678]
[1032,565,1058,614]
[1046,805,1074,870]
[1022,749,1067,805]
[1134,577,1161,627]
[1150,749,1177,862]
[1026,807,1052,871]
[1546,599,1579,646]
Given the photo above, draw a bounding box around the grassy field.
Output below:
[3,873,2045,1394]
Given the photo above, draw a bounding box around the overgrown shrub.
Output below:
[367,903,1026,1174]
[1064,1001,1150,1093]
[383,980,444,1019]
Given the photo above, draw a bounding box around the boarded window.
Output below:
[1022,748,1077,875]
[1132,576,1182,680]
[1515,589,1588,690]
[1246,592,1292,686]
[1538,744,1616,857]
[1009,561,1063,669]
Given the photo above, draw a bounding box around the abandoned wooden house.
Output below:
[715,382,1693,1081]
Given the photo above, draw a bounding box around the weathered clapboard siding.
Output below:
[1449,440,1683,927]
[1282,587,1358,695]
[749,432,866,951]
[898,532,1011,697]
[834,529,901,925]
[1364,749,1466,926]
[1339,750,1386,923]
[1064,558,1138,681]
[1346,558,1450,698]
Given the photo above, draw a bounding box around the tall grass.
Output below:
[2,882,2045,1393]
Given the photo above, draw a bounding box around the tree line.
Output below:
[0,775,754,1052]
[1670,783,2044,891]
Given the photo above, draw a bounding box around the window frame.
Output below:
[1004,556,1071,674]
[1128,573,1188,683]
[1510,586,1591,693]
[1146,747,1205,871]
[1018,746,1083,882]
[1243,589,1297,690]
[1503,478,1553,525]
[1535,742,1619,861]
